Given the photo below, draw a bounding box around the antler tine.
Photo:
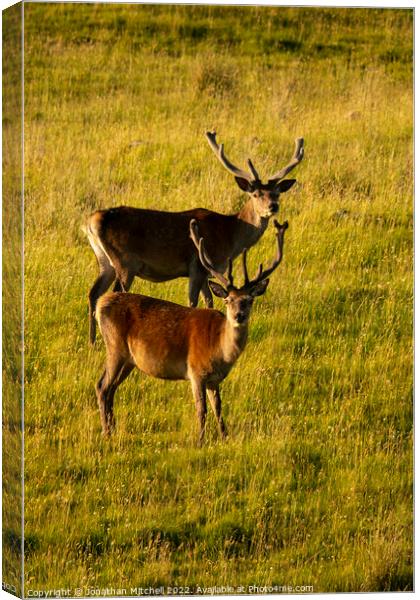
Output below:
[189,219,230,288]
[268,138,304,183]
[205,131,255,182]
[249,220,288,286]
[247,158,260,182]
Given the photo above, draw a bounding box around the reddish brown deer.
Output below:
[95,219,288,444]
[87,132,303,343]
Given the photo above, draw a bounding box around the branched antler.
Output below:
[268,139,304,183]
[206,131,303,184]
[190,218,288,294]
[247,220,288,287]
[206,131,260,182]
[189,219,231,289]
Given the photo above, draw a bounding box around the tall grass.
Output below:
[19,4,413,593]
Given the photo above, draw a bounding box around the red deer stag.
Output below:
[95,219,288,444]
[87,132,302,343]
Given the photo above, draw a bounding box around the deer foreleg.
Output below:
[188,259,209,307]
[207,386,227,440]
[200,279,214,308]
[113,269,135,293]
[191,379,207,446]
[188,276,202,307]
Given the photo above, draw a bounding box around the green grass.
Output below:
[16,3,414,593]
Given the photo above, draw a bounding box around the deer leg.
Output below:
[96,370,116,436]
[96,369,108,433]
[104,362,135,433]
[89,266,115,344]
[87,231,116,345]
[96,356,133,436]
[207,386,227,440]
[113,269,135,293]
[201,279,214,308]
[188,262,207,307]
[188,275,202,307]
[191,379,207,446]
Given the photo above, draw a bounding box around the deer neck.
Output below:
[233,199,269,255]
[221,319,249,365]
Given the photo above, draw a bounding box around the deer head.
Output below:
[190,218,288,327]
[206,131,303,219]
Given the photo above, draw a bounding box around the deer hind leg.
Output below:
[89,267,115,344]
[105,362,134,433]
[207,386,227,440]
[96,369,108,433]
[87,233,116,344]
[96,357,134,436]
[190,379,207,446]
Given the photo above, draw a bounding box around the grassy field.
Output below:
[18,3,413,593]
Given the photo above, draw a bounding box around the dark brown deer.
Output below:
[95,219,288,444]
[87,132,302,343]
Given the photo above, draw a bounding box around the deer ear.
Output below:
[208,280,229,299]
[250,279,269,297]
[274,179,296,193]
[234,177,252,192]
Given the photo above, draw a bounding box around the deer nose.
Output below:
[269,202,279,214]
[236,313,246,323]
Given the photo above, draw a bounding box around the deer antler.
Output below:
[268,138,304,183]
[248,220,288,287]
[190,219,288,292]
[189,220,231,289]
[206,131,260,182]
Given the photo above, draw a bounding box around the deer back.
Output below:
[89,206,241,279]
